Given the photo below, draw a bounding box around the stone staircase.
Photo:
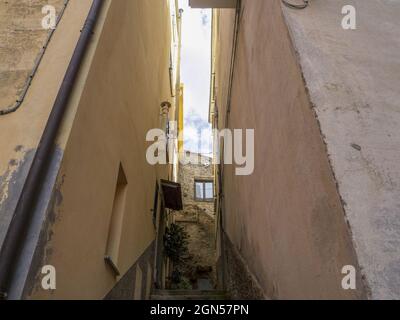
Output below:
[151,290,228,300]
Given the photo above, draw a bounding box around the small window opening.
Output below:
[105,164,128,276]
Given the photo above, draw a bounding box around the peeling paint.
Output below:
[0,147,35,248]
[20,146,65,299]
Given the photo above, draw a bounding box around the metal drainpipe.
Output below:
[0,0,104,299]
[224,0,242,129]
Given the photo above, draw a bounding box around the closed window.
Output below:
[194,180,214,202]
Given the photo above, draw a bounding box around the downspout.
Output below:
[219,0,241,243]
[224,0,242,129]
[219,0,241,292]
[174,7,184,122]
[0,0,105,299]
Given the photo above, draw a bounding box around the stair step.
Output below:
[151,294,227,300]
[151,290,228,300]
[153,290,226,296]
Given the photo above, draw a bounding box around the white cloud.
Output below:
[179,0,212,154]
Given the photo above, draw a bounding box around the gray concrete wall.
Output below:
[222,231,265,300]
[283,0,400,299]
[105,242,154,300]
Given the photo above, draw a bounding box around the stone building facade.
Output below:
[176,151,217,289]
[178,151,215,217]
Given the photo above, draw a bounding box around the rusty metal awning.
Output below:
[161,180,183,211]
[189,0,237,8]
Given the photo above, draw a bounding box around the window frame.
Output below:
[194,178,214,202]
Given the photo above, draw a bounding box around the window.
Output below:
[105,164,128,276]
[194,179,214,202]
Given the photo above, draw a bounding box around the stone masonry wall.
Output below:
[0,0,65,110]
[178,152,214,218]
[175,152,216,289]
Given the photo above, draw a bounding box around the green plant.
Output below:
[163,223,189,264]
[173,276,192,290]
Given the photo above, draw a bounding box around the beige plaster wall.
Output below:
[29,0,174,299]
[214,0,366,299]
[0,0,93,249]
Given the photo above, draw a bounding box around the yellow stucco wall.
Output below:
[27,0,176,299]
[178,84,184,153]
[0,1,93,248]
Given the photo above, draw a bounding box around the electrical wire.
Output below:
[282,0,309,10]
[0,0,70,116]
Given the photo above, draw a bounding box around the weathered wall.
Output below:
[23,0,175,299]
[0,0,91,288]
[175,152,216,289]
[283,0,400,300]
[214,0,367,299]
[105,242,154,300]
[178,152,214,216]
[0,0,93,258]
[222,231,264,300]
[0,0,65,110]
[176,213,217,290]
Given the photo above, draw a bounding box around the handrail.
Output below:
[0,0,105,299]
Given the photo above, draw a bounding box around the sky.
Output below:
[179,0,212,155]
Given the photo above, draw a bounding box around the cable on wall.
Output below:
[281,0,309,10]
[0,0,70,116]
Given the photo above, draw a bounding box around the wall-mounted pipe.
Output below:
[0,0,104,299]
[224,0,242,128]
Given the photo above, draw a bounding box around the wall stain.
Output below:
[0,146,35,248]
[25,167,66,298]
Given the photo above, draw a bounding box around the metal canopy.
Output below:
[189,0,237,8]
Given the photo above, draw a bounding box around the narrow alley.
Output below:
[0,0,399,306]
